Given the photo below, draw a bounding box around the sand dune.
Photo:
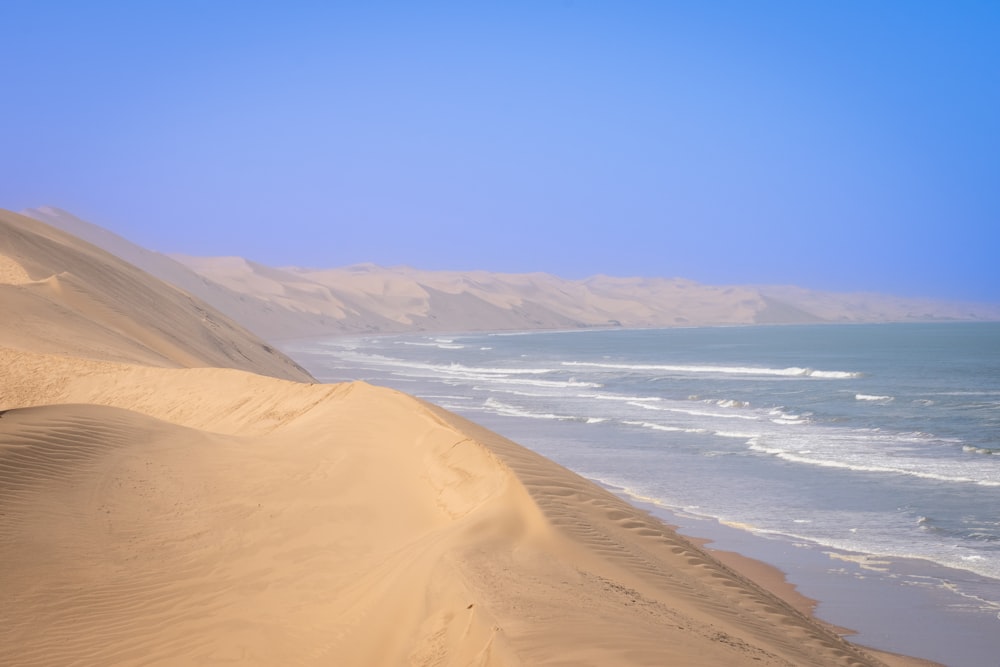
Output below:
[1,209,311,380]
[1,209,923,665]
[2,355,893,666]
[23,207,999,340]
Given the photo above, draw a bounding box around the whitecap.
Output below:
[856,393,895,402]
[747,441,1000,487]
[561,360,861,378]
[483,398,575,421]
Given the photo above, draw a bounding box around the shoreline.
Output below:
[278,326,1000,666]
[270,319,1000,346]
[609,485,996,667]
[6,209,995,665]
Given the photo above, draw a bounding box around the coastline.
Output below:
[612,486,994,667]
[277,325,1000,667]
[1,361,903,666]
[5,209,945,665]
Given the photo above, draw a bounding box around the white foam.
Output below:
[578,392,663,402]
[623,420,707,434]
[856,393,895,402]
[714,431,759,440]
[441,363,556,376]
[964,446,999,455]
[809,370,861,379]
[562,360,861,378]
[475,387,552,398]
[748,441,1000,487]
[661,406,759,421]
[713,398,750,408]
[483,398,575,421]
[330,352,561,379]
[627,401,663,411]
[486,376,602,389]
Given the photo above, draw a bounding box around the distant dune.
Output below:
[24,207,999,341]
[0,208,922,664]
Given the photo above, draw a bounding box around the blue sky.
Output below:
[2,1,998,300]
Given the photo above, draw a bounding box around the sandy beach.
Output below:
[1,208,930,665]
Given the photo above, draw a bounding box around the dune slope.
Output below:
[1,208,903,665]
[1,356,889,666]
[0,209,311,380]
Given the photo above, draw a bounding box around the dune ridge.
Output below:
[22,207,999,340]
[1,208,924,665]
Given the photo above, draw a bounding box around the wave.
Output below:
[964,445,999,456]
[340,354,604,388]
[747,440,1000,487]
[630,402,760,421]
[596,478,1000,583]
[713,431,760,439]
[711,398,750,408]
[418,394,474,401]
[483,398,577,421]
[484,376,602,389]
[437,362,556,376]
[918,516,1000,543]
[399,341,466,349]
[482,399,609,425]
[856,393,895,402]
[335,352,561,377]
[577,392,663,402]
[561,361,861,378]
[622,420,708,434]
[474,387,553,398]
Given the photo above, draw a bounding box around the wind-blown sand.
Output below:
[2,209,924,665]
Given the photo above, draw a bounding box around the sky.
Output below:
[2,1,999,301]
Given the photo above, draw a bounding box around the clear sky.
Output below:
[2,1,998,301]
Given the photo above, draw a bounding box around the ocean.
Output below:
[282,322,1000,666]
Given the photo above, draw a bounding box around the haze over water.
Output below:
[286,322,1000,666]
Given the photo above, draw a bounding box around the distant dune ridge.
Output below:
[23,206,999,341]
[1,207,929,665]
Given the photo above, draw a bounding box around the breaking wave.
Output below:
[562,361,861,378]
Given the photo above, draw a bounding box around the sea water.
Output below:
[283,322,1000,665]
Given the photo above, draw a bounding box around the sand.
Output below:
[1,209,926,665]
[24,207,1000,342]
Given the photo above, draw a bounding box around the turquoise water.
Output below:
[284,322,1000,665]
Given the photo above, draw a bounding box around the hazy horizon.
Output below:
[3,2,998,301]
